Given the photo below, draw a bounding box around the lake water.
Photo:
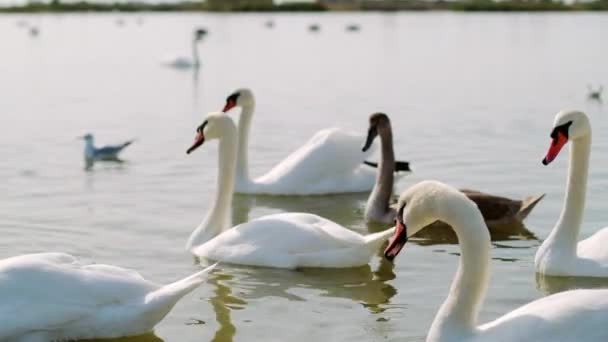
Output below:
[1,11,608,342]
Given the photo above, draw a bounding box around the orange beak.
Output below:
[384,219,408,261]
[186,131,205,154]
[222,99,236,113]
[542,131,568,165]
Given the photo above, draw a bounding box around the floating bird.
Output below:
[308,24,320,32]
[346,24,360,32]
[185,113,395,269]
[28,26,39,37]
[163,28,207,70]
[220,88,411,195]
[538,110,608,277]
[588,84,603,100]
[80,133,134,164]
[265,20,274,28]
[363,113,543,231]
[0,253,216,341]
[385,180,608,342]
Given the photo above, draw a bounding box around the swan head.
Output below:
[222,88,254,113]
[542,110,590,165]
[385,180,473,260]
[194,28,207,41]
[362,112,391,152]
[186,112,236,154]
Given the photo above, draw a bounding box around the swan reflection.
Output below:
[535,272,608,295]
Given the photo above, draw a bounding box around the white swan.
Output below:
[163,28,206,70]
[220,88,410,195]
[536,110,608,277]
[0,252,216,341]
[185,112,395,269]
[386,180,608,342]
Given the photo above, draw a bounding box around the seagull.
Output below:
[80,133,134,164]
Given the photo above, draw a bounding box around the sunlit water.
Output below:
[1,12,608,342]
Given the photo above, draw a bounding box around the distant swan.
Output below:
[185,112,395,269]
[386,180,608,342]
[363,113,544,230]
[537,110,608,277]
[220,88,410,195]
[163,28,207,70]
[0,253,215,341]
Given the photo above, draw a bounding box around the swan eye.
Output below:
[550,121,573,140]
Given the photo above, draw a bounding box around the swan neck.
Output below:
[366,128,394,218]
[236,104,254,184]
[191,38,200,67]
[429,206,490,338]
[187,133,237,249]
[551,134,590,254]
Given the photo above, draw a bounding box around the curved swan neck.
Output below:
[366,126,395,218]
[187,131,237,250]
[550,134,591,254]
[191,38,200,67]
[236,103,254,184]
[429,204,490,338]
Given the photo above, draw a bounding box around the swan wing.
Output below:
[193,213,370,268]
[0,253,157,338]
[254,128,376,194]
[477,289,608,341]
[578,227,608,262]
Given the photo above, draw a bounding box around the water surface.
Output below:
[1,12,608,342]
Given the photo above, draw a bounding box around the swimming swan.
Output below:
[537,110,608,277]
[385,180,608,342]
[220,88,410,195]
[185,112,395,268]
[163,28,207,70]
[0,253,215,341]
[363,113,544,229]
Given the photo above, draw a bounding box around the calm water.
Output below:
[1,12,608,342]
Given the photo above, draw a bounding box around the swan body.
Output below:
[163,28,206,70]
[386,180,608,342]
[537,110,608,277]
[0,252,215,341]
[192,212,394,269]
[221,88,408,195]
[185,112,394,269]
[363,113,544,229]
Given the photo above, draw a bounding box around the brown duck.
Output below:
[362,112,544,235]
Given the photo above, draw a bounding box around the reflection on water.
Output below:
[207,272,240,342]
[535,273,608,295]
[84,158,128,172]
[411,220,537,246]
[81,332,164,342]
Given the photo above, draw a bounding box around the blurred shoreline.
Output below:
[1,0,607,13]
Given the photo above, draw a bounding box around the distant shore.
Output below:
[1,0,606,13]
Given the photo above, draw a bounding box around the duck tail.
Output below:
[364,226,396,249]
[143,263,217,322]
[517,194,545,221]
